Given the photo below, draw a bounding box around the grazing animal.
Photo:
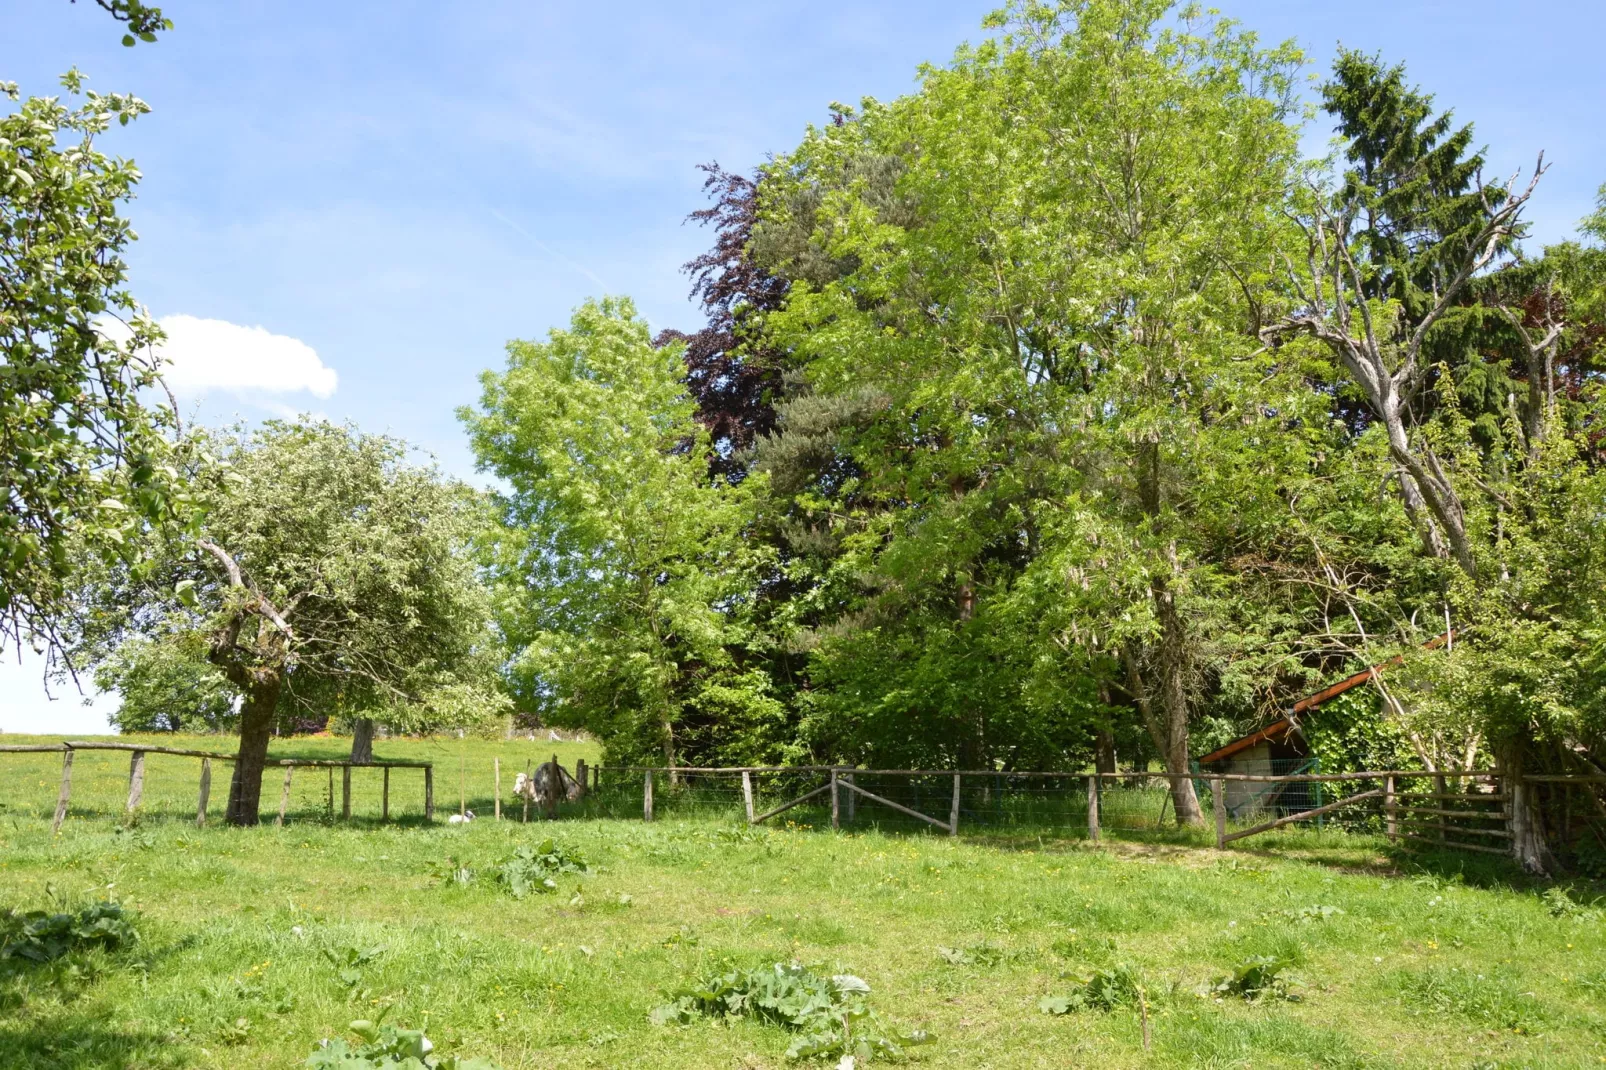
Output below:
[511,761,581,810]
[447,810,476,824]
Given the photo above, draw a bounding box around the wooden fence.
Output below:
[11,745,1601,870]
[583,764,1605,866]
[0,741,433,829]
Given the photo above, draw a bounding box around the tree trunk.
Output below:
[350,717,376,764]
[1123,640,1203,828]
[1095,730,1117,776]
[1496,736,1554,876]
[226,679,282,826]
[1154,581,1204,826]
[1133,439,1203,827]
[1094,685,1118,775]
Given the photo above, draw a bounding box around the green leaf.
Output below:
[1038,995,1075,1015]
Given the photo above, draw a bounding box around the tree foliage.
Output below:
[462,298,774,767]
[474,0,1605,870]
[72,421,501,824]
[0,73,183,663]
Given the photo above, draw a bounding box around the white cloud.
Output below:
[154,315,338,398]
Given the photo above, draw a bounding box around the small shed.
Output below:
[1199,634,1449,817]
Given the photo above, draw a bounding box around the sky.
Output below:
[4,0,1603,734]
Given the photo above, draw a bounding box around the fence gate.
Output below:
[747,769,959,835]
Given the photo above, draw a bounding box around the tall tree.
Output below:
[72,421,498,825]
[1277,51,1542,575]
[744,0,1316,817]
[1270,52,1606,872]
[463,298,771,768]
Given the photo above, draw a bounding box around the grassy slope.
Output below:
[1,735,1604,1069]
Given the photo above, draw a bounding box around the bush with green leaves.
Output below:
[0,901,138,965]
[651,962,933,1062]
[427,839,589,898]
[1206,954,1302,1002]
[306,1015,501,1069]
[1038,963,1143,1015]
[495,839,588,899]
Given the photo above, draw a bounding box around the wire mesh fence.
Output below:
[0,744,435,828]
[0,744,1537,865]
[568,765,1525,861]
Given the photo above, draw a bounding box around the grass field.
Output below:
[2,734,1605,1068]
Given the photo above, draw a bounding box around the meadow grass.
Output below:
[2,734,1604,1068]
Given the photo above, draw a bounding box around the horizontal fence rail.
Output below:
[1,742,434,830]
[569,764,1604,869]
[9,746,1603,872]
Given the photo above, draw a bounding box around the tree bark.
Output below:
[1153,578,1204,826]
[226,678,282,826]
[1134,439,1204,827]
[1094,729,1117,776]
[1123,642,1203,828]
[350,717,376,764]
[1496,736,1554,876]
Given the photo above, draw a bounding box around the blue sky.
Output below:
[4,0,1602,733]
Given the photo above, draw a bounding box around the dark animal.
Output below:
[512,761,581,809]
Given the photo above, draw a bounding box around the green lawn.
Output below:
[2,734,1604,1068]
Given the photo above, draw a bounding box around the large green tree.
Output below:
[749,0,1315,819]
[462,298,774,768]
[72,420,500,825]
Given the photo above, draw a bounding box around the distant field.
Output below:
[0,733,600,826]
[2,734,1604,1069]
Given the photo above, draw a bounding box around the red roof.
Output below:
[1197,632,1451,765]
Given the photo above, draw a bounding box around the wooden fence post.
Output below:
[546,753,559,819]
[125,750,146,817]
[575,758,586,800]
[326,767,334,819]
[197,758,212,828]
[342,765,352,820]
[831,768,840,830]
[382,767,390,821]
[1434,772,1448,844]
[643,769,654,822]
[1384,775,1397,840]
[845,772,855,823]
[741,770,755,824]
[493,759,501,821]
[1212,776,1227,849]
[276,764,293,826]
[424,765,434,821]
[1086,775,1100,843]
[949,773,961,836]
[52,747,74,834]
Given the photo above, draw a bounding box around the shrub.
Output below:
[495,839,588,899]
[1039,963,1143,1014]
[0,902,138,965]
[651,962,933,1062]
[1206,955,1302,1002]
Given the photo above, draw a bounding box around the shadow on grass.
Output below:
[0,1012,185,1069]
